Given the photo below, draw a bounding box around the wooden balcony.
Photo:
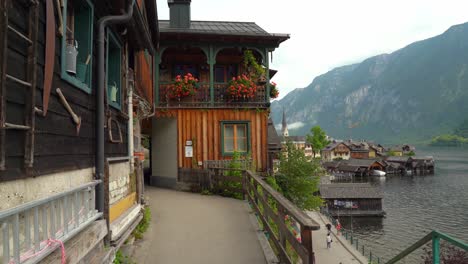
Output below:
[156,82,269,108]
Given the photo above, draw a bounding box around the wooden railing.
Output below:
[157,83,268,108]
[204,159,252,170]
[203,168,320,264]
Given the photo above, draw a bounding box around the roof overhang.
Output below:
[159,32,289,48]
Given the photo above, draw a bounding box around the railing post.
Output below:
[432,233,440,264]
[277,204,287,249]
[241,171,246,200]
[301,226,315,264]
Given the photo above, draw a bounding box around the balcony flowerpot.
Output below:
[134,151,145,161]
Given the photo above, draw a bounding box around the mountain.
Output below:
[271,22,468,144]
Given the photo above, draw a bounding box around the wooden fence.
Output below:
[179,167,320,264]
[203,159,253,170]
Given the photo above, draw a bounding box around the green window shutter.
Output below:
[107,30,122,109]
[60,0,94,93]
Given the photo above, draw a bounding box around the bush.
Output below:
[276,141,323,210]
[133,207,151,240]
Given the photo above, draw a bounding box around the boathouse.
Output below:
[320,183,385,217]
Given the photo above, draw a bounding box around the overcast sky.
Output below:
[156,0,468,99]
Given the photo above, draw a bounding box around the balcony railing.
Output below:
[157,82,268,108]
[0,181,102,264]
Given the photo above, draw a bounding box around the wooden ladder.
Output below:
[0,0,39,171]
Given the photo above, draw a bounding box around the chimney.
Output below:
[168,0,191,28]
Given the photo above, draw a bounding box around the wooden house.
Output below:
[0,0,158,262]
[282,136,314,158]
[320,183,385,217]
[346,141,371,159]
[388,146,404,156]
[149,0,289,188]
[321,142,351,161]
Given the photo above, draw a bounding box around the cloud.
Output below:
[288,122,306,130]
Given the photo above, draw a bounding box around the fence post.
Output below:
[301,226,315,264]
[241,171,246,200]
[277,204,287,249]
[432,233,440,264]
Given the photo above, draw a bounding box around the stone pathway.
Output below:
[131,187,266,264]
[307,211,369,264]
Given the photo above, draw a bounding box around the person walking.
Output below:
[326,233,332,249]
[326,223,332,232]
[336,219,342,236]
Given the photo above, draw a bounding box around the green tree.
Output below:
[306,126,330,158]
[276,141,323,210]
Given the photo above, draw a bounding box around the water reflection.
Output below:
[327,146,468,263]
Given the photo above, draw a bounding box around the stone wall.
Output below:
[0,168,93,210]
[109,161,132,205]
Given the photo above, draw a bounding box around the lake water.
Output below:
[336,146,468,263]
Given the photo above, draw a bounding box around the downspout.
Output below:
[128,81,134,171]
[96,0,135,215]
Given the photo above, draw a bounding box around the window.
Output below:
[106,31,122,109]
[215,65,238,83]
[221,121,250,155]
[174,64,199,79]
[61,0,94,93]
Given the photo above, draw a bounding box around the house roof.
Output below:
[267,118,282,151]
[384,161,404,169]
[343,159,385,168]
[159,20,290,39]
[322,142,349,152]
[286,136,306,143]
[320,183,384,199]
[336,164,361,172]
[411,156,434,161]
[386,156,411,163]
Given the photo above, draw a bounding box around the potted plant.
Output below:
[167,73,199,101]
[227,74,257,101]
[269,82,279,99]
[243,50,266,85]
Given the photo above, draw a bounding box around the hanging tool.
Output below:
[56,88,81,135]
[42,0,56,116]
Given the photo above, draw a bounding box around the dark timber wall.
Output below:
[0,0,129,182]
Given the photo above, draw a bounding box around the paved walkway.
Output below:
[131,187,266,264]
[307,211,368,264]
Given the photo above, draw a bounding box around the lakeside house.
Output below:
[0,0,158,262]
[320,183,385,217]
[322,142,351,161]
[148,0,289,188]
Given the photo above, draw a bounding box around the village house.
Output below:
[345,141,370,159]
[0,0,158,262]
[148,0,289,188]
[281,136,314,158]
[320,183,385,217]
[321,141,351,161]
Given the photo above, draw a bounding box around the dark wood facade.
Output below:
[320,183,385,217]
[324,198,384,217]
[0,0,157,181]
